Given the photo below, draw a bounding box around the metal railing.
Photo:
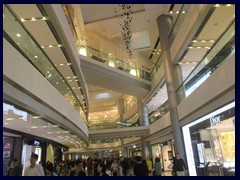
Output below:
[176,20,235,104]
[62,4,151,82]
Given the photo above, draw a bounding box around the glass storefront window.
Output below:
[183,102,235,176]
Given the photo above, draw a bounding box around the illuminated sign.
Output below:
[209,116,221,125]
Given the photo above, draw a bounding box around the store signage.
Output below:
[209,115,221,125]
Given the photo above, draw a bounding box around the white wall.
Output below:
[178,53,235,124]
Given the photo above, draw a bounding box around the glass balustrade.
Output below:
[3,5,87,123]
[62,5,151,81]
[176,21,235,104]
[148,101,170,124]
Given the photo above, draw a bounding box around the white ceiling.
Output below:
[3,103,86,149]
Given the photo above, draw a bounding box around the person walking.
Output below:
[153,157,162,176]
[173,153,187,176]
[7,158,22,176]
[69,161,86,176]
[23,153,45,176]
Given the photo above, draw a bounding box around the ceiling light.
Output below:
[226,4,231,7]
[169,11,173,14]
[16,33,21,37]
[59,64,64,66]
[56,82,58,84]
[30,126,38,129]
[182,11,186,13]
[72,87,76,89]
[67,63,71,65]
[21,18,25,22]
[192,40,197,43]
[42,17,47,20]
[5,118,14,121]
[49,45,53,48]
[4,122,9,125]
[32,116,41,119]
[176,11,179,14]
[68,80,72,82]
[31,17,36,21]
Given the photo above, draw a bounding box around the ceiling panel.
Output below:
[9,4,42,18]
[182,48,208,62]
[24,21,58,46]
[43,47,68,64]
[198,6,235,40]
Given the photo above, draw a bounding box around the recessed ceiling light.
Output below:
[6,118,14,121]
[4,122,9,125]
[32,116,41,119]
[16,33,21,37]
[31,17,36,21]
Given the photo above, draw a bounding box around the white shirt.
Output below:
[24,164,45,176]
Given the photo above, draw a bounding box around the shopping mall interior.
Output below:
[3,4,235,176]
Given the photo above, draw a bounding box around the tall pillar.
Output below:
[157,15,186,162]
[141,137,146,160]
[125,147,128,158]
[118,98,124,122]
[121,138,125,157]
[137,97,149,126]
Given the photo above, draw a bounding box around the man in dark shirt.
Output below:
[174,153,187,176]
[133,156,149,176]
[70,161,86,176]
[7,158,22,176]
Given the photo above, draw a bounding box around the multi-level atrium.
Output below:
[3,4,235,176]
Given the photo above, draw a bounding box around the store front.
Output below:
[183,102,235,176]
[151,140,174,171]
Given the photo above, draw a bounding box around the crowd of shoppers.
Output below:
[6,152,188,176]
